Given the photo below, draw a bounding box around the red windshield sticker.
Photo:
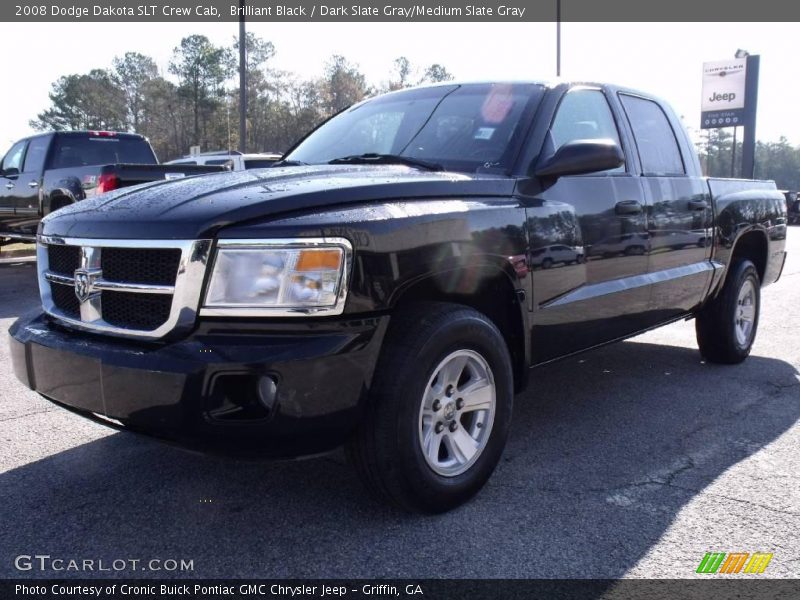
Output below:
[481,84,515,124]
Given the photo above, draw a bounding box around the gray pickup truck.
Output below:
[10,81,787,512]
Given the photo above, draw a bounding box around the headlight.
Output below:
[201,238,352,316]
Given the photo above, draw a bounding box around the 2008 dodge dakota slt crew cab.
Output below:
[9,82,787,512]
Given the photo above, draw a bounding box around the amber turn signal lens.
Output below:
[295,249,342,271]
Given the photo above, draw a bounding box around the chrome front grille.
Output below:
[101,247,182,286]
[47,244,81,276]
[102,290,175,330]
[37,236,212,340]
[49,280,81,318]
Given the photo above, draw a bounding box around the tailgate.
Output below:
[110,163,227,187]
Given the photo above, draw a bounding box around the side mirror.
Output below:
[1,167,19,178]
[534,139,624,179]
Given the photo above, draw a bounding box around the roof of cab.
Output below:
[22,130,147,141]
[378,79,660,101]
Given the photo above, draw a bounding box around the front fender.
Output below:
[387,258,525,307]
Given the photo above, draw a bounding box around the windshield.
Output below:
[285,83,543,173]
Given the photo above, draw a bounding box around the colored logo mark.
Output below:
[696,552,773,574]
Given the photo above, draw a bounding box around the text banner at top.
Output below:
[4,0,800,22]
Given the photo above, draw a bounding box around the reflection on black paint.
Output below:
[518,174,651,362]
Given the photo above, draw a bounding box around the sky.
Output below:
[0,21,797,152]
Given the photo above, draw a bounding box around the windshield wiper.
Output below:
[270,159,308,167]
[328,153,444,171]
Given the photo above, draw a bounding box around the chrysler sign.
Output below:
[701,58,748,129]
[699,54,760,178]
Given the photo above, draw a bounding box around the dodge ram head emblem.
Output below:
[73,269,100,303]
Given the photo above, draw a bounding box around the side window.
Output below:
[1,141,27,174]
[549,89,624,173]
[619,95,685,176]
[23,136,50,174]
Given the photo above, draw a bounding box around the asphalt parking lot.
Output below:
[1,231,798,580]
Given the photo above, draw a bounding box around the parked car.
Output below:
[0,131,226,243]
[587,232,649,257]
[10,81,787,513]
[166,150,282,171]
[650,229,710,251]
[529,244,584,268]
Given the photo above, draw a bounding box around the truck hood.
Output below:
[41,165,515,239]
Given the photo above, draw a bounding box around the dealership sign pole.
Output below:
[239,0,247,153]
[700,54,759,179]
[740,55,759,179]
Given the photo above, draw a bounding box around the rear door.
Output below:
[618,94,713,318]
[522,87,651,362]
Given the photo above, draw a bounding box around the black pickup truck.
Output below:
[9,82,787,513]
[0,131,224,243]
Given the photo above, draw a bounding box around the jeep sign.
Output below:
[701,58,747,129]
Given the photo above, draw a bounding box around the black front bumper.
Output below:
[9,312,389,457]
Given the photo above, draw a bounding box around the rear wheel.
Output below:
[696,259,760,364]
[347,302,513,513]
[49,195,72,213]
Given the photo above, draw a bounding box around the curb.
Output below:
[1,250,36,259]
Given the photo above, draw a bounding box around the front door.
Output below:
[520,87,651,363]
[0,140,28,235]
[8,135,49,237]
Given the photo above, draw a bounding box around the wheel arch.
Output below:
[706,226,768,306]
[389,264,530,393]
[729,228,769,283]
[47,188,77,215]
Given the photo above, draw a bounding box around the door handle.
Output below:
[4,182,14,190]
[28,181,38,188]
[615,200,643,215]
[688,199,709,211]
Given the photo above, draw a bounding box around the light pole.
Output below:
[239,0,247,153]
[556,0,561,77]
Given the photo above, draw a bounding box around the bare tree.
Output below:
[113,52,158,131]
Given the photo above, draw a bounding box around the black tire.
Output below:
[347,302,514,513]
[50,195,72,213]
[541,258,553,269]
[696,259,761,364]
